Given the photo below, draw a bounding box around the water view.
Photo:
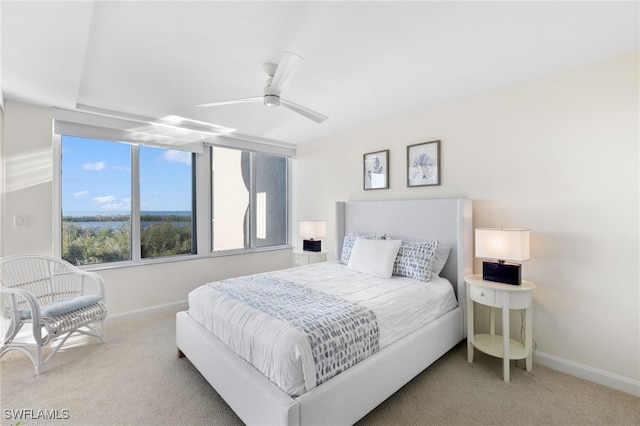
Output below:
[63,211,191,230]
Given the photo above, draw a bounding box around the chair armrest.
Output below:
[77,270,106,302]
[1,287,46,343]
[1,286,42,319]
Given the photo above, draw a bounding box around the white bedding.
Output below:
[187,261,457,397]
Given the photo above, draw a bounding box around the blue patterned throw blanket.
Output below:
[211,274,380,385]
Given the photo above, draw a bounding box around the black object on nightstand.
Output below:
[482,261,521,285]
[303,239,322,252]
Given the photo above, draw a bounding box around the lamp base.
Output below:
[482,261,521,285]
[303,239,322,252]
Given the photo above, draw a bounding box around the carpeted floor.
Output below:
[1,310,638,425]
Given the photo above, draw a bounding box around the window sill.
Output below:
[77,245,294,272]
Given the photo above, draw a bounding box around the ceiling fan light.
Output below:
[264,94,280,107]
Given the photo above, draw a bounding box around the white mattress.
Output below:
[187,261,457,397]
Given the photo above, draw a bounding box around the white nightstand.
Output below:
[465,274,536,382]
[292,250,327,267]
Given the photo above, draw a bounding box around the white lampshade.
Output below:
[475,228,530,262]
[298,220,327,239]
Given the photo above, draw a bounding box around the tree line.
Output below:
[63,214,191,223]
[62,217,192,265]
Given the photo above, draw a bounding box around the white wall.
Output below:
[2,101,53,255]
[0,99,293,317]
[0,107,4,255]
[296,55,639,389]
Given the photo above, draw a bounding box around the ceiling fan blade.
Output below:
[195,97,262,108]
[268,51,303,95]
[280,98,328,123]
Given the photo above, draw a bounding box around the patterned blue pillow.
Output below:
[340,232,386,264]
[392,240,439,281]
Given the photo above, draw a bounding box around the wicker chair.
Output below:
[0,255,107,374]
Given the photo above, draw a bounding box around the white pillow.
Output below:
[340,232,386,264]
[347,238,402,279]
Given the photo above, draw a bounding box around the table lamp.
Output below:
[299,220,326,252]
[475,228,530,285]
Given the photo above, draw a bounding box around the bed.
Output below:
[176,198,472,425]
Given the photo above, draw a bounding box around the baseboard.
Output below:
[534,351,640,397]
[106,300,188,323]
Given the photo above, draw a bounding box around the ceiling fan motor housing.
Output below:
[263,94,280,107]
[263,64,279,107]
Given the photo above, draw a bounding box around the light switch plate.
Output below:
[13,215,26,228]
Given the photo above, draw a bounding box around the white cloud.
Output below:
[92,195,116,204]
[102,203,129,210]
[160,150,191,165]
[82,161,106,171]
[73,190,89,198]
[92,195,129,211]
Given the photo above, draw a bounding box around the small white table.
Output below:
[292,250,327,267]
[465,274,536,382]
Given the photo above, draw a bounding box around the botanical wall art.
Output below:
[363,149,389,190]
[407,140,440,187]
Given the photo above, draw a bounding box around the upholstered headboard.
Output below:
[335,198,473,323]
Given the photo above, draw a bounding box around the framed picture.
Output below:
[363,149,389,190]
[407,140,440,187]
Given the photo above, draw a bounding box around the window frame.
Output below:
[209,146,290,254]
[53,128,292,270]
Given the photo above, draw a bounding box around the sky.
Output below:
[62,136,192,214]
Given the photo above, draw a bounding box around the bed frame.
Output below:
[176,198,472,425]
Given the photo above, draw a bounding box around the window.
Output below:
[56,109,292,267]
[60,136,194,265]
[211,147,250,251]
[139,145,194,258]
[211,147,288,252]
[255,152,287,248]
[61,136,132,265]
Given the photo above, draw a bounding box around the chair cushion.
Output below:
[20,295,103,320]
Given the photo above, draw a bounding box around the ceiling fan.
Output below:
[195,51,328,123]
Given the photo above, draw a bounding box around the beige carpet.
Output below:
[1,310,638,425]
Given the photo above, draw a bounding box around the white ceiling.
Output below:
[2,1,638,145]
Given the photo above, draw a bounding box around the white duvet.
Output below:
[187,261,457,397]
